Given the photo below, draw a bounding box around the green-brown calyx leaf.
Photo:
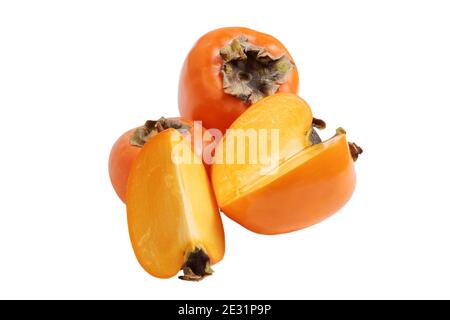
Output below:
[129,117,191,147]
[220,36,295,104]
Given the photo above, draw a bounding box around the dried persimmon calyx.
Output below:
[130,117,191,147]
[179,247,214,281]
[220,36,295,104]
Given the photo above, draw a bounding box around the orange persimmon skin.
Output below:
[218,135,356,235]
[178,27,299,133]
[108,118,208,203]
[109,128,140,203]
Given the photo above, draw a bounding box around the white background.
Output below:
[1,0,449,299]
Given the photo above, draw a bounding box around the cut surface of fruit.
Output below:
[213,93,314,206]
[216,132,355,234]
[127,129,224,279]
[212,93,357,235]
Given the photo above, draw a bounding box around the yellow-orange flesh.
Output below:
[219,133,355,234]
[127,129,224,279]
[212,93,356,234]
[213,93,314,206]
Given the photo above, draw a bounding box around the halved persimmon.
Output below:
[127,128,224,280]
[212,93,361,235]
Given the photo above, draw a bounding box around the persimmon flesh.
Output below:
[213,93,316,206]
[127,129,224,280]
[212,93,357,235]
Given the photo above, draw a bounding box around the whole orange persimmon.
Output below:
[179,27,299,133]
[109,117,211,203]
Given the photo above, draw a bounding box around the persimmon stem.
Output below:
[179,247,213,281]
[220,36,294,104]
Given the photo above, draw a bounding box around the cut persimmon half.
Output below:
[127,128,225,280]
[212,93,361,235]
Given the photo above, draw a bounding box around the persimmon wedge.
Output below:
[212,93,360,235]
[127,128,225,280]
